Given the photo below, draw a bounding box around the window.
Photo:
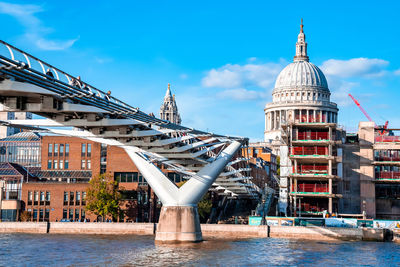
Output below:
[81,144,86,157]
[59,159,64,170]
[87,159,91,169]
[69,209,73,220]
[47,160,52,169]
[28,191,32,205]
[75,209,80,221]
[63,192,68,206]
[82,192,86,205]
[76,192,81,206]
[65,144,69,157]
[87,144,92,157]
[45,209,50,221]
[54,144,58,156]
[39,209,44,222]
[46,192,51,205]
[81,209,85,220]
[60,144,64,156]
[62,209,67,219]
[81,160,86,169]
[48,144,53,156]
[40,191,45,205]
[34,191,38,205]
[115,172,140,183]
[53,160,58,169]
[70,192,74,204]
[33,209,37,221]
[65,160,69,170]
[127,173,133,183]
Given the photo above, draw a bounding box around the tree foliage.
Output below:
[276,156,281,176]
[198,193,212,222]
[20,211,31,222]
[85,173,122,221]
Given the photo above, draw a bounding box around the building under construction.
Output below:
[283,116,343,216]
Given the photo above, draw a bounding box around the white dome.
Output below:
[273,61,329,92]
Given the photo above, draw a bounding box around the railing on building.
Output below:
[375,136,400,143]
[291,146,328,156]
[295,164,329,175]
[292,183,329,193]
[375,171,400,180]
[375,156,400,162]
[295,131,330,141]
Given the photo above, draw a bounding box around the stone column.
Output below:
[313,110,316,123]
[306,110,309,123]
[271,111,274,130]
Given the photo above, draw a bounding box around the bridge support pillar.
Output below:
[155,205,202,243]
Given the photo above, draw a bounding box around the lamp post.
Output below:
[261,198,266,225]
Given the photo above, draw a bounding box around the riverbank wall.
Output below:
[0,222,392,242]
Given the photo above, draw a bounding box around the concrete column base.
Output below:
[155,205,202,243]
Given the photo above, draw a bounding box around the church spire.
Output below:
[165,83,172,99]
[294,18,309,62]
[160,83,182,125]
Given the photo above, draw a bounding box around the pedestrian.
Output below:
[45,69,54,79]
[69,76,82,89]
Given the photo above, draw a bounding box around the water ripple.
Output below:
[0,234,399,266]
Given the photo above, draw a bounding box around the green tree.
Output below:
[276,156,281,176]
[85,174,122,221]
[198,193,212,222]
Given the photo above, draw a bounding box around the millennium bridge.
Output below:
[0,40,262,242]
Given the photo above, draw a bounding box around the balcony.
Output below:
[290,146,334,162]
[375,136,400,143]
[375,171,400,183]
[290,184,341,198]
[373,156,400,166]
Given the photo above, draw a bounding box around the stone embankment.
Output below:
[0,222,393,242]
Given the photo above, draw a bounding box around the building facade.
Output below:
[264,21,341,216]
[341,122,400,219]
[0,110,32,138]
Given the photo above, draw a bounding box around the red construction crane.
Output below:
[348,93,388,135]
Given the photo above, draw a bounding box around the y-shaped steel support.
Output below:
[123,141,242,242]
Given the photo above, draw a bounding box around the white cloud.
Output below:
[329,80,359,107]
[202,67,241,88]
[179,73,188,80]
[320,58,389,78]
[0,2,77,50]
[217,88,266,101]
[394,69,400,76]
[202,60,285,89]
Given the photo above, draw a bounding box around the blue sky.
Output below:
[1,1,400,140]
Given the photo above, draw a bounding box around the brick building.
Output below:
[20,135,161,223]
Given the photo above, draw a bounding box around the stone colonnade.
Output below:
[265,109,337,131]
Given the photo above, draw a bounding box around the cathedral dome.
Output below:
[274,61,329,92]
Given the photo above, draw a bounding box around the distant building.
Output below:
[159,83,181,124]
[246,142,278,190]
[341,122,400,219]
[0,132,41,168]
[0,110,32,138]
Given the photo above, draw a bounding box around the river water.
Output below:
[1,234,399,266]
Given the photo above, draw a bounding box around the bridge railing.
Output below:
[0,40,137,112]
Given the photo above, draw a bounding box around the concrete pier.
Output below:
[155,206,202,243]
